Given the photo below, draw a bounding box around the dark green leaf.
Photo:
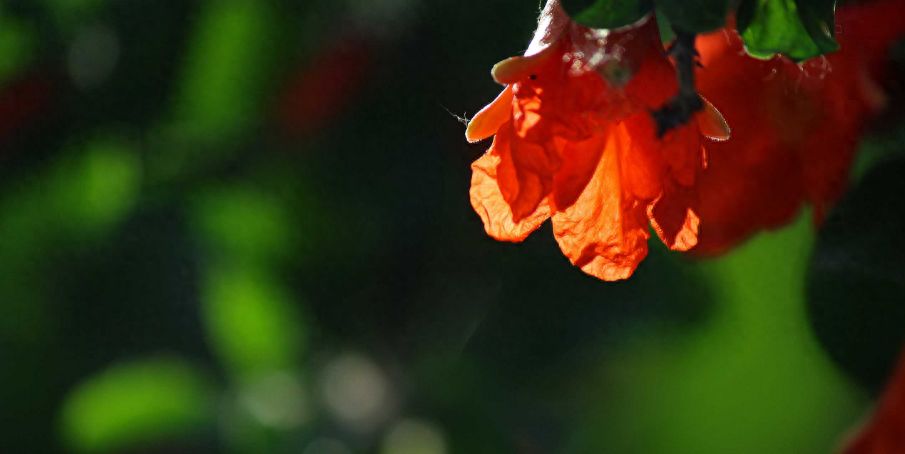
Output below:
[654,0,728,33]
[808,157,905,394]
[561,0,654,29]
[656,8,676,43]
[738,0,839,61]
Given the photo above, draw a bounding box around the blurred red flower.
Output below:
[466,1,727,281]
[842,345,905,454]
[692,0,905,255]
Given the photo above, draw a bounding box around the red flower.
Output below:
[842,345,905,454]
[466,1,728,281]
[691,0,905,255]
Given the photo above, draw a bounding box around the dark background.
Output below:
[0,1,903,453]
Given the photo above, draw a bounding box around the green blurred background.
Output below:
[1,1,903,453]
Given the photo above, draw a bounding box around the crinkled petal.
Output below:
[625,113,703,188]
[621,20,680,109]
[648,182,700,251]
[551,132,608,212]
[619,121,665,201]
[508,120,556,221]
[552,127,650,281]
[470,131,551,242]
[466,85,514,143]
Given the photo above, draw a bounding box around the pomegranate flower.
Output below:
[466,0,728,281]
[692,0,905,255]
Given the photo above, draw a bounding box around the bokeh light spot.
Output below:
[239,371,309,430]
[302,437,354,454]
[321,353,395,431]
[381,419,448,454]
[67,23,120,90]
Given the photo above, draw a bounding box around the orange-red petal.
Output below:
[507,121,557,221]
[551,132,608,212]
[470,129,551,242]
[648,183,700,251]
[619,119,666,201]
[624,113,702,188]
[466,85,514,143]
[491,42,562,85]
[551,126,650,281]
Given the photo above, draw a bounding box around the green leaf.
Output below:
[149,1,276,182]
[60,358,214,453]
[738,0,839,62]
[653,0,728,33]
[656,8,676,44]
[560,0,654,29]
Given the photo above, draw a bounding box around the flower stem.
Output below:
[652,29,703,137]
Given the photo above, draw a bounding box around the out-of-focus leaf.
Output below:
[151,1,276,181]
[737,0,839,61]
[60,139,142,232]
[560,0,654,29]
[0,15,34,83]
[59,358,214,454]
[567,212,867,454]
[171,1,273,136]
[808,157,905,394]
[0,139,138,346]
[654,0,728,33]
[192,188,292,262]
[0,137,139,251]
[201,265,305,378]
[38,0,109,31]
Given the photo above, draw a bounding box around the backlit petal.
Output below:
[492,42,561,85]
[619,122,665,201]
[625,113,702,188]
[470,127,551,242]
[551,132,608,212]
[466,85,514,143]
[508,121,557,221]
[552,128,650,281]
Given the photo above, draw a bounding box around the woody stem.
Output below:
[651,29,703,137]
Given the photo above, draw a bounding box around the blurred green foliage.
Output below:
[59,358,214,454]
[0,14,34,83]
[202,265,305,378]
[572,213,865,454]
